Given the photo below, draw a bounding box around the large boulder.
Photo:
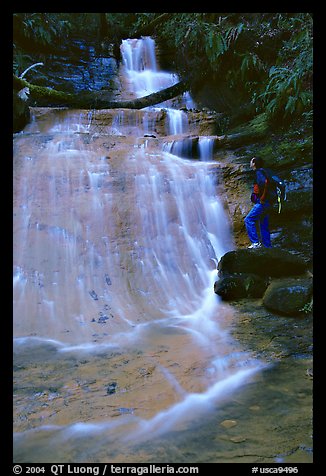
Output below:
[214,273,269,300]
[217,248,308,278]
[214,248,312,314]
[262,277,313,316]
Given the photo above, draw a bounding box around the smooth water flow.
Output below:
[13,37,266,463]
[121,37,177,98]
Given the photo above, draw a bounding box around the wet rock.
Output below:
[105,274,112,285]
[13,91,31,133]
[281,189,313,215]
[98,314,109,324]
[220,419,237,429]
[218,248,308,278]
[214,273,269,300]
[230,436,247,443]
[262,277,313,316]
[138,367,155,377]
[106,382,118,394]
[214,249,313,316]
[168,136,199,159]
[89,290,99,300]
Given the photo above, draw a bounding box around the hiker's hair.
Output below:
[252,156,264,168]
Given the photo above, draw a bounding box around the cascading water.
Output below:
[13,37,266,463]
[120,36,190,134]
[121,36,177,97]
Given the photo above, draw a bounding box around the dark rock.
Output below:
[13,91,31,133]
[89,290,98,300]
[107,381,118,394]
[98,314,109,323]
[280,189,313,216]
[218,248,307,278]
[168,136,199,159]
[262,277,313,316]
[214,273,269,300]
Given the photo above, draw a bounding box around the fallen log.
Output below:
[13,74,188,110]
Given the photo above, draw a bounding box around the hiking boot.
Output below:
[248,242,262,249]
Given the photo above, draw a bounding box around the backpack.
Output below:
[261,168,287,213]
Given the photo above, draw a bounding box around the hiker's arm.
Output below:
[260,178,269,203]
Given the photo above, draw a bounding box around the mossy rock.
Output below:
[262,277,313,316]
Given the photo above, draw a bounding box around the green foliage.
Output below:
[12,12,313,127]
[257,65,312,117]
[300,297,313,314]
[204,22,244,68]
[12,52,34,77]
[13,13,73,75]
[252,13,313,122]
[240,53,264,79]
[15,13,72,46]
[254,128,313,168]
[157,14,245,78]
[153,12,312,125]
[130,13,158,33]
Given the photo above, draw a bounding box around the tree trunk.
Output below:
[13,74,188,110]
[99,13,109,41]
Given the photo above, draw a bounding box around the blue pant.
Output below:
[244,203,272,247]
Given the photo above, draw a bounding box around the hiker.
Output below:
[244,156,272,249]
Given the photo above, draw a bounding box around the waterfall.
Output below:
[166,108,188,135]
[13,37,266,463]
[121,36,178,97]
[198,137,215,161]
[121,36,189,135]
